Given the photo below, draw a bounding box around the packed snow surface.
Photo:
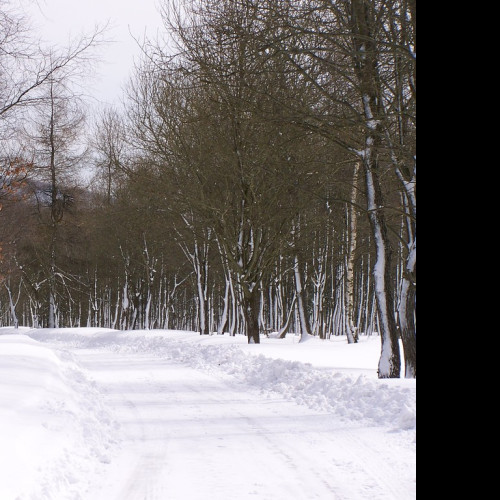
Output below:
[0,327,416,499]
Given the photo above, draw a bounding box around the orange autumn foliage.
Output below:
[0,157,31,207]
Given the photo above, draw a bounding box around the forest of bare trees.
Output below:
[0,0,416,378]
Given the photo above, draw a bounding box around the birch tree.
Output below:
[345,163,361,343]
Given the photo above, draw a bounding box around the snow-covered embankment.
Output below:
[0,331,116,500]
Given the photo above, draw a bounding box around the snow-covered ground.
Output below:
[0,327,416,500]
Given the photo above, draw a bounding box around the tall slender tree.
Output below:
[23,78,86,327]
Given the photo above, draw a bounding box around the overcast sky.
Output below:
[24,0,165,106]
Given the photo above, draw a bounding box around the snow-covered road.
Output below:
[79,348,415,500]
[0,329,416,499]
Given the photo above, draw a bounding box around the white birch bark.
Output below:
[346,163,360,344]
[120,252,130,331]
[5,280,19,328]
[217,275,231,335]
[311,233,328,339]
[278,295,297,339]
[295,254,311,342]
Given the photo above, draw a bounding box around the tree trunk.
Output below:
[395,163,417,378]
[243,286,261,344]
[177,225,211,336]
[278,295,297,339]
[5,280,19,329]
[217,276,231,335]
[346,163,360,344]
[364,161,401,378]
[352,0,401,378]
[398,239,416,378]
[294,254,312,342]
[48,81,58,330]
[48,225,57,329]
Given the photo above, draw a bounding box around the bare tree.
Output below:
[0,0,107,325]
[243,0,416,377]
[1,1,106,123]
[22,77,87,328]
[127,0,322,343]
[91,107,128,204]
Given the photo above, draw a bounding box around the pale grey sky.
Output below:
[24,0,165,105]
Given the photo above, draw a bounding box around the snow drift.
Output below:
[0,327,416,500]
[0,331,116,500]
[25,328,416,431]
[114,332,416,431]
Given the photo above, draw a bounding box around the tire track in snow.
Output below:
[328,428,416,500]
[57,342,415,500]
[78,351,343,499]
[117,453,169,500]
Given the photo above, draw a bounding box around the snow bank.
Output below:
[128,333,417,431]
[25,329,416,432]
[0,327,415,499]
[0,331,117,500]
